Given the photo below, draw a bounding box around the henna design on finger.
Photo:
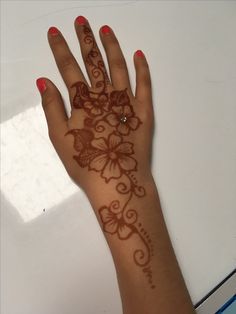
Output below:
[66,24,155,289]
[83,25,110,88]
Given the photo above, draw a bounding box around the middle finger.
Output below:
[74,16,110,90]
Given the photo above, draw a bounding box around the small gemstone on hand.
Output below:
[120,115,127,123]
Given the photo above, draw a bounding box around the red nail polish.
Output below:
[36,78,47,94]
[101,25,111,35]
[135,50,145,57]
[75,16,87,25]
[48,26,59,36]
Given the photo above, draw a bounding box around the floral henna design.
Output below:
[99,200,137,240]
[99,199,153,268]
[105,90,141,135]
[89,133,137,182]
[66,24,155,289]
[71,81,110,116]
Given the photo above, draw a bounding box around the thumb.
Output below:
[36,77,68,137]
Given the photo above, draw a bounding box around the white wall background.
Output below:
[1,1,236,314]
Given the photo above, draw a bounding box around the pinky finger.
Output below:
[134,50,152,103]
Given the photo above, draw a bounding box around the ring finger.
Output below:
[99,24,132,93]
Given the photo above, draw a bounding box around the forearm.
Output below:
[85,173,195,314]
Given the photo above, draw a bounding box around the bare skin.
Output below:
[36,17,195,314]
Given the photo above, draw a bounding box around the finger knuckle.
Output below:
[112,57,126,70]
[43,93,55,108]
[139,73,151,87]
[143,78,151,88]
[57,55,75,71]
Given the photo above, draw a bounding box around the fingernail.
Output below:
[48,26,59,36]
[101,25,111,35]
[75,16,87,25]
[135,50,145,57]
[36,78,47,94]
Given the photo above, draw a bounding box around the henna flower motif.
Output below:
[110,89,131,108]
[83,92,109,116]
[89,133,137,182]
[72,81,109,116]
[99,202,135,239]
[106,104,141,135]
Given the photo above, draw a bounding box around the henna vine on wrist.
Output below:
[66,25,155,289]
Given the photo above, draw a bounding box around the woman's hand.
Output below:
[37,17,195,314]
[37,17,153,193]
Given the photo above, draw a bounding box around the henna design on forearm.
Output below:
[66,25,155,289]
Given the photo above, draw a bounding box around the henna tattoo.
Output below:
[66,25,155,289]
[83,25,110,88]
[106,89,141,135]
[71,81,110,117]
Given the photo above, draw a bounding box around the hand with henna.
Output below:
[36,16,195,314]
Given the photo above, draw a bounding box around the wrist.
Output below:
[83,168,156,209]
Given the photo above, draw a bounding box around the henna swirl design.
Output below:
[66,25,155,289]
